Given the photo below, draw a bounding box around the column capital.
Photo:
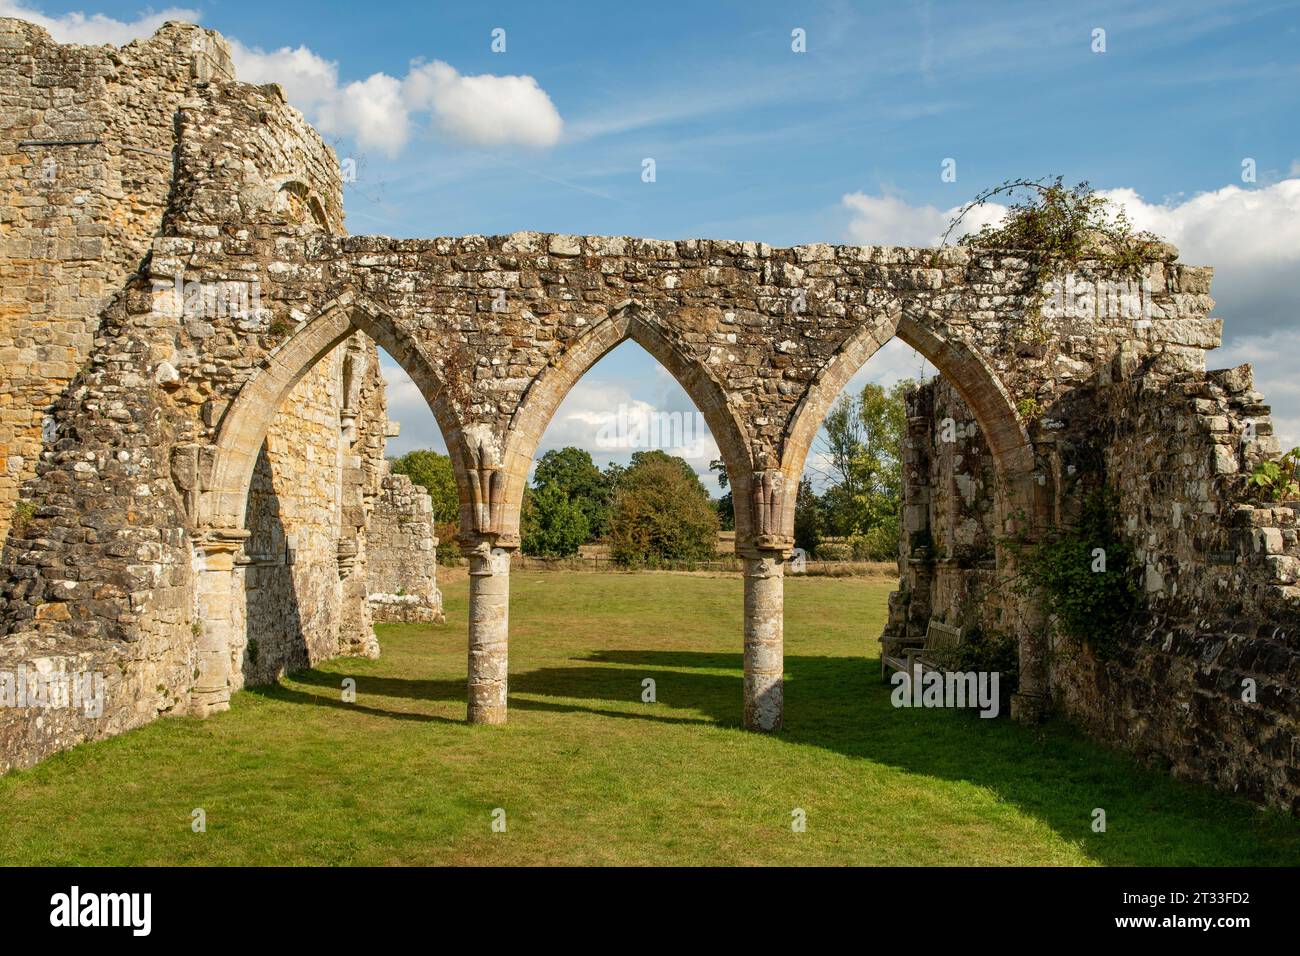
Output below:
[194,527,250,556]
[456,531,520,553]
[737,533,795,560]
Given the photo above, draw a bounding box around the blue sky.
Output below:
[10,0,1300,489]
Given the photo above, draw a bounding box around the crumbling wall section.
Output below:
[885,377,1003,643]
[0,20,374,771]
[1050,359,1300,810]
[0,17,233,540]
[895,354,1300,811]
[367,471,443,624]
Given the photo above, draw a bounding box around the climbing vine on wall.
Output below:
[1009,489,1140,660]
[936,177,1165,340]
[943,178,1161,268]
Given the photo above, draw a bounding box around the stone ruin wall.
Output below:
[887,376,1004,643]
[237,337,387,688]
[0,18,1294,812]
[0,19,234,541]
[892,354,1300,811]
[367,471,445,624]
[0,20,435,771]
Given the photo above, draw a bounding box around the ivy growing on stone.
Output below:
[1010,489,1140,660]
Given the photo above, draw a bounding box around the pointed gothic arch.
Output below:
[498,304,757,543]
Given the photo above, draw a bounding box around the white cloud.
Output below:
[1098,180,1300,336]
[223,40,339,115]
[380,357,448,457]
[228,43,564,157]
[842,191,1005,246]
[543,381,720,486]
[0,0,199,45]
[404,60,563,149]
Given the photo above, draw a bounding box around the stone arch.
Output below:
[203,290,468,535]
[777,303,1048,715]
[272,178,334,232]
[498,304,757,542]
[779,304,1037,536]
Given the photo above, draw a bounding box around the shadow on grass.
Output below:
[267,648,1300,865]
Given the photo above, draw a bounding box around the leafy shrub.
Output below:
[950,177,1162,272]
[390,449,459,524]
[848,525,897,561]
[435,521,461,565]
[608,452,718,566]
[522,485,589,558]
[816,541,851,561]
[1246,447,1300,502]
[955,628,1019,692]
[9,499,35,535]
[1014,490,1140,659]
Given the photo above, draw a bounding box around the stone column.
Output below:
[189,530,248,717]
[464,536,513,725]
[742,549,785,732]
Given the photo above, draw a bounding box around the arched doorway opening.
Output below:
[192,294,465,715]
[778,306,1045,715]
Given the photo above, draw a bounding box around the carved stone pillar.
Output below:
[742,549,786,732]
[189,529,248,717]
[462,534,515,725]
[741,464,792,732]
[1009,544,1050,723]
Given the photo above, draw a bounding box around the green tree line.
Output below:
[388,378,910,565]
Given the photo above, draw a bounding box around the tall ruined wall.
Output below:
[1051,357,1300,810]
[0,18,234,540]
[367,471,444,624]
[0,20,386,772]
[894,354,1300,811]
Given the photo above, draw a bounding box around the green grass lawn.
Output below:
[2,570,1297,866]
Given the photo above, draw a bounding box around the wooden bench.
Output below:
[880,620,964,682]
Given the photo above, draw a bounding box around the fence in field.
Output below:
[441,554,896,577]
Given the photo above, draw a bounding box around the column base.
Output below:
[743,677,783,733]
[467,702,507,725]
[187,691,230,718]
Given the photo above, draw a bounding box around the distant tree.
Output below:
[603,461,627,499]
[521,485,589,557]
[628,449,699,484]
[609,453,719,565]
[817,381,909,538]
[793,477,821,556]
[533,446,613,538]
[710,457,735,530]
[389,449,458,524]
